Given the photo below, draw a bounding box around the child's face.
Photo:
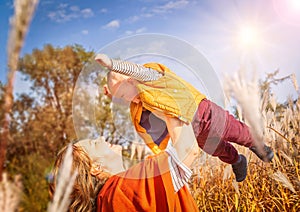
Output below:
[111,80,140,104]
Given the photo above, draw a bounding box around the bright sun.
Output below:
[237,25,262,50]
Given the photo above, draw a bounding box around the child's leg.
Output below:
[221,111,254,148]
[192,99,253,164]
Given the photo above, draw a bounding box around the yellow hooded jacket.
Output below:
[130,63,206,154]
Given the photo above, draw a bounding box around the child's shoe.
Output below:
[250,145,274,162]
[232,154,247,182]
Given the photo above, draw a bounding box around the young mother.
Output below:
[49,134,199,211]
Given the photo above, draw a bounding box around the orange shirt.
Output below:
[97,152,198,212]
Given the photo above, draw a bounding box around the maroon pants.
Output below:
[192,99,254,164]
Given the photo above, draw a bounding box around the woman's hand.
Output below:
[95,54,112,69]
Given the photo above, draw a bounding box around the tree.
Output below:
[6,44,99,210]
[0,81,4,133]
[14,44,94,153]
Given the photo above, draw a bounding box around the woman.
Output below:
[49,134,199,212]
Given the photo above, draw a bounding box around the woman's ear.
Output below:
[90,164,102,176]
[90,163,103,177]
[90,164,111,180]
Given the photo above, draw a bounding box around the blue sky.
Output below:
[1,0,300,102]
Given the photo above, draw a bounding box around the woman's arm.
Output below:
[164,116,199,168]
[95,54,162,81]
[148,109,199,168]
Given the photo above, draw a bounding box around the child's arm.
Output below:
[95,54,162,81]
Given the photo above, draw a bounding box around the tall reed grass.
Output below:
[190,70,300,211]
[47,145,77,212]
[0,173,22,212]
[0,0,39,211]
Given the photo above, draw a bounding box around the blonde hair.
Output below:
[49,145,110,212]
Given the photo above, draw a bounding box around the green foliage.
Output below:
[6,44,103,210]
[94,77,116,139]
[7,153,51,212]
[11,44,95,155]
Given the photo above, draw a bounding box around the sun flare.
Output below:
[237,26,261,49]
[290,0,300,10]
[273,0,300,25]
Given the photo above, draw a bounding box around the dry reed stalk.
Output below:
[222,165,232,181]
[236,104,243,121]
[272,170,296,193]
[283,108,293,132]
[1,0,39,178]
[264,110,276,141]
[0,0,38,211]
[269,93,277,112]
[267,126,292,144]
[224,70,265,149]
[47,145,77,212]
[261,88,270,115]
[279,150,293,165]
[232,181,240,196]
[290,74,300,97]
[0,173,22,212]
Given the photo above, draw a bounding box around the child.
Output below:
[96,54,274,182]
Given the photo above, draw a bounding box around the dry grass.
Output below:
[0,0,38,210]
[190,71,300,211]
[0,173,22,212]
[47,145,77,212]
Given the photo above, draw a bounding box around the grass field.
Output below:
[189,73,300,211]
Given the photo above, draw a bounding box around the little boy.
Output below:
[96,54,274,182]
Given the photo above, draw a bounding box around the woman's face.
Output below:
[75,137,125,175]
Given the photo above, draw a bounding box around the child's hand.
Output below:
[95,54,112,69]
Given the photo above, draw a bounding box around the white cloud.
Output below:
[125,27,147,35]
[127,15,140,23]
[82,30,89,35]
[125,30,133,35]
[125,1,189,25]
[81,8,94,18]
[136,27,147,33]
[48,5,94,23]
[152,0,189,14]
[40,0,54,6]
[103,20,120,29]
[100,8,108,13]
[70,5,80,12]
[58,3,68,9]
[141,13,154,18]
